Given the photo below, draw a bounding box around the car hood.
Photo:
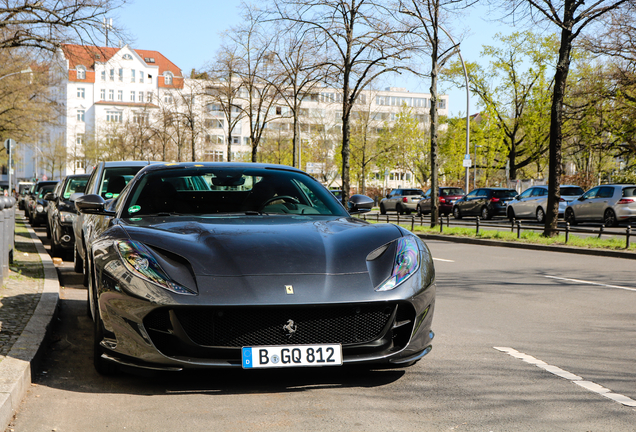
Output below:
[119,216,404,277]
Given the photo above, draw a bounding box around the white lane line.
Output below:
[545,276,636,292]
[433,257,455,262]
[494,347,636,408]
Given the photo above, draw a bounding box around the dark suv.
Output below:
[452,187,517,220]
[380,188,424,215]
[417,187,465,216]
[45,174,89,258]
[25,180,59,226]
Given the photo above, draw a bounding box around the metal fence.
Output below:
[357,212,634,249]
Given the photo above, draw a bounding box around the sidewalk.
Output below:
[0,215,59,431]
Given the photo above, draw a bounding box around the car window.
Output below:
[123,167,349,218]
[561,186,584,196]
[100,167,144,199]
[403,189,423,196]
[63,177,88,199]
[423,189,431,198]
[597,187,615,199]
[582,187,599,199]
[37,185,56,198]
[493,190,518,199]
[441,188,464,196]
[466,189,479,198]
[622,187,636,197]
[518,188,533,199]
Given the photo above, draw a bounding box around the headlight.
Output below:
[115,240,196,295]
[59,211,77,223]
[36,204,44,213]
[376,236,420,292]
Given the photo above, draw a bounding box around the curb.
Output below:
[0,223,60,431]
[417,233,636,260]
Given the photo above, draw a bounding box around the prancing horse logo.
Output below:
[282,319,297,338]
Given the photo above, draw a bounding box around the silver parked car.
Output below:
[564,184,636,227]
[507,185,584,222]
[380,188,424,215]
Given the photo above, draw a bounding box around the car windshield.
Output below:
[493,190,518,199]
[37,185,56,198]
[123,167,349,218]
[403,189,423,196]
[441,188,464,196]
[100,167,144,199]
[63,177,88,199]
[561,186,584,196]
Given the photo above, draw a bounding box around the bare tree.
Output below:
[399,0,467,226]
[493,0,631,236]
[0,0,126,52]
[273,0,415,204]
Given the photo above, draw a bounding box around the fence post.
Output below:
[626,226,631,249]
[516,220,521,239]
[565,222,570,244]
[440,219,443,233]
[411,216,414,232]
[376,213,379,222]
[386,215,389,223]
[446,214,450,228]
[511,218,515,233]
[476,216,480,235]
[598,224,604,239]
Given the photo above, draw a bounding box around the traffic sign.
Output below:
[4,138,15,151]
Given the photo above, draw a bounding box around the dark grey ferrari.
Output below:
[75,163,436,374]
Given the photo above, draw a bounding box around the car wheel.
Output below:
[417,205,423,217]
[73,244,83,273]
[397,204,404,215]
[536,207,545,223]
[481,206,491,220]
[507,208,516,222]
[565,208,577,226]
[603,209,617,227]
[380,204,386,215]
[453,206,462,219]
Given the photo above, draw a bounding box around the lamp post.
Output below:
[0,67,32,81]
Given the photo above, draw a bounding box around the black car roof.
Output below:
[137,162,307,175]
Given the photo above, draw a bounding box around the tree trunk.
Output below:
[429,41,439,227]
[544,4,574,237]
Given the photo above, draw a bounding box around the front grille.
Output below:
[144,304,395,348]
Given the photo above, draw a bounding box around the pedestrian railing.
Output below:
[357,212,634,250]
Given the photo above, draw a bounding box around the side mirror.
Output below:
[75,194,115,216]
[44,192,56,201]
[348,194,374,214]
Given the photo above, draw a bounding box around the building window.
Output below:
[133,112,149,124]
[148,74,152,84]
[163,94,174,104]
[76,160,85,170]
[117,90,123,101]
[140,73,144,83]
[438,98,446,109]
[204,119,224,128]
[164,72,173,85]
[77,110,85,122]
[109,89,114,101]
[77,88,85,99]
[110,69,114,81]
[123,54,133,60]
[76,66,86,80]
[100,89,105,100]
[118,68,123,82]
[146,92,152,103]
[131,69,136,83]
[101,70,106,81]
[130,91,136,102]
[232,136,240,145]
[76,134,84,146]
[106,111,122,122]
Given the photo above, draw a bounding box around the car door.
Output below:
[461,189,481,215]
[574,187,600,220]
[420,189,432,212]
[386,189,400,210]
[587,186,615,221]
[513,187,535,217]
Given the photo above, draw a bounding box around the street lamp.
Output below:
[0,67,32,81]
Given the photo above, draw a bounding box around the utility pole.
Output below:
[103,18,113,47]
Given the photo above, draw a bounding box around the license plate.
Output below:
[242,344,343,369]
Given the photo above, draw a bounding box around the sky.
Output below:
[113,0,523,117]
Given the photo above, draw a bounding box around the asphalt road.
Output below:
[6,226,636,431]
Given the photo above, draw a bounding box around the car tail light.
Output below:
[439,197,446,203]
[402,197,408,203]
[617,198,634,204]
[490,197,500,203]
[559,197,565,202]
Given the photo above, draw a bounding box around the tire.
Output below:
[565,208,577,226]
[507,208,516,222]
[453,206,462,219]
[74,244,83,273]
[603,209,617,227]
[536,207,545,223]
[417,205,422,217]
[397,204,404,215]
[380,204,386,215]
[481,206,491,220]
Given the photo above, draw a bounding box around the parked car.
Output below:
[73,161,157,281]
[380,188,424,214]
[416,187,465,216]
[75,162,435,374]
[25,181,59,226]
[452,187,517,220]
[564,184,636,227]
[45,174,90,258]
[329,189,343,201]
[507,184,584,222]
[17,182,34,210]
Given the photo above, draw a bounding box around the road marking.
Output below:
[494,347,636,407]
[433,257,455,262]
[545,276,636,292]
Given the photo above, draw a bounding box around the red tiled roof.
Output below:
[61,44,183,88]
